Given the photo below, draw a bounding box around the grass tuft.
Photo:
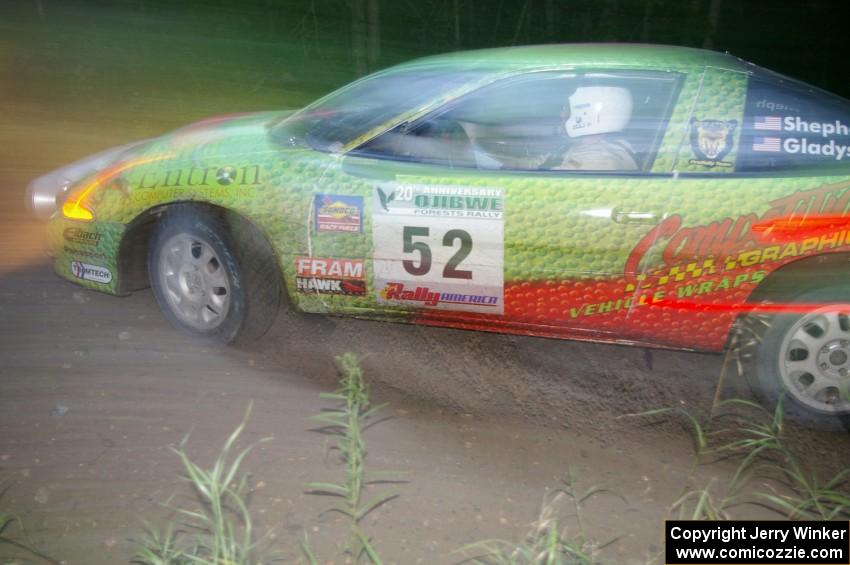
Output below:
[0,484,60,565]
[458,471,621,565]
[306,353,402,564]
[134,404,272,565]
[630,395,850,523]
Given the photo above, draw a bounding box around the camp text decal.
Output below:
[626,180,850,279]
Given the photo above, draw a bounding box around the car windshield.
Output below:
[273,65,487,151]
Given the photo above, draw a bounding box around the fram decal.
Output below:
[295,257,365,295]
[314,194,363,233]
[688,118,737,168]
[70,261,112,284]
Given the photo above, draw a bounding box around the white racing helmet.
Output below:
[565,86,633,138]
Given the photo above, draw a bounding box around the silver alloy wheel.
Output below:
[157,233,231,331]
[779,305,850,414]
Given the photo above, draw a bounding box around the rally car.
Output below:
[27,44,850,428]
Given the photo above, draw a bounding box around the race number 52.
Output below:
[402,226,472,279]
[372,183,504,314]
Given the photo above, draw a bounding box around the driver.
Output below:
[550,85,638,171]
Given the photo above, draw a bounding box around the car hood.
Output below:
[162,110,293,152]
[27,110,296,220]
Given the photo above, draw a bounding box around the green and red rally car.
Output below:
[27,44,850,427]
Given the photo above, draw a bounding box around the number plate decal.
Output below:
[372,182,504,314]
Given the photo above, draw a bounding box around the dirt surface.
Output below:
[2,153,850,565]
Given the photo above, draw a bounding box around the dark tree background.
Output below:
[3,0,850,144]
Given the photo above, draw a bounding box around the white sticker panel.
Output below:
[372,182,504,314]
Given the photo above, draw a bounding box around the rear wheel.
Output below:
[749,287,850,431]
[148,206,280,344]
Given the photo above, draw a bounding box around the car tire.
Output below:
[748,286,850,432]
[148,206,280,344]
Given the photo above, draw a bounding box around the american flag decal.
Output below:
[754,116,782,131]
[753,136,781,152]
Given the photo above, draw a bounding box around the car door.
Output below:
[644,67,850,351]
[338,68,696,344]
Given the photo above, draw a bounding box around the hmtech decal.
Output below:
[295,257,366,295]
[70,261,113,284]
[314,194,363,233]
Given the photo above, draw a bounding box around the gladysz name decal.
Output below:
[295,256,366,295]
[752,115,850,160]
[372,182,504,314]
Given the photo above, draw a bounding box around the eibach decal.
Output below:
[71,261,113,284]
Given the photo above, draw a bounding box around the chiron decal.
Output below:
[134,165,262,189]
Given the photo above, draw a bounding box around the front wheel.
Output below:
[148,207,280,344]
[750,287,850,431]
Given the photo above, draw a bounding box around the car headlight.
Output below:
[60,152,174,221]
[26,139,150,221]
[61,177,99,221]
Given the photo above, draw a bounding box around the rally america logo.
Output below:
[689,118,737,168]
[379,282,500,308]
[70,261,113,284]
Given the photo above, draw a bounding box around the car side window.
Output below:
[738,74,850,172]
[354,70,682,172]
